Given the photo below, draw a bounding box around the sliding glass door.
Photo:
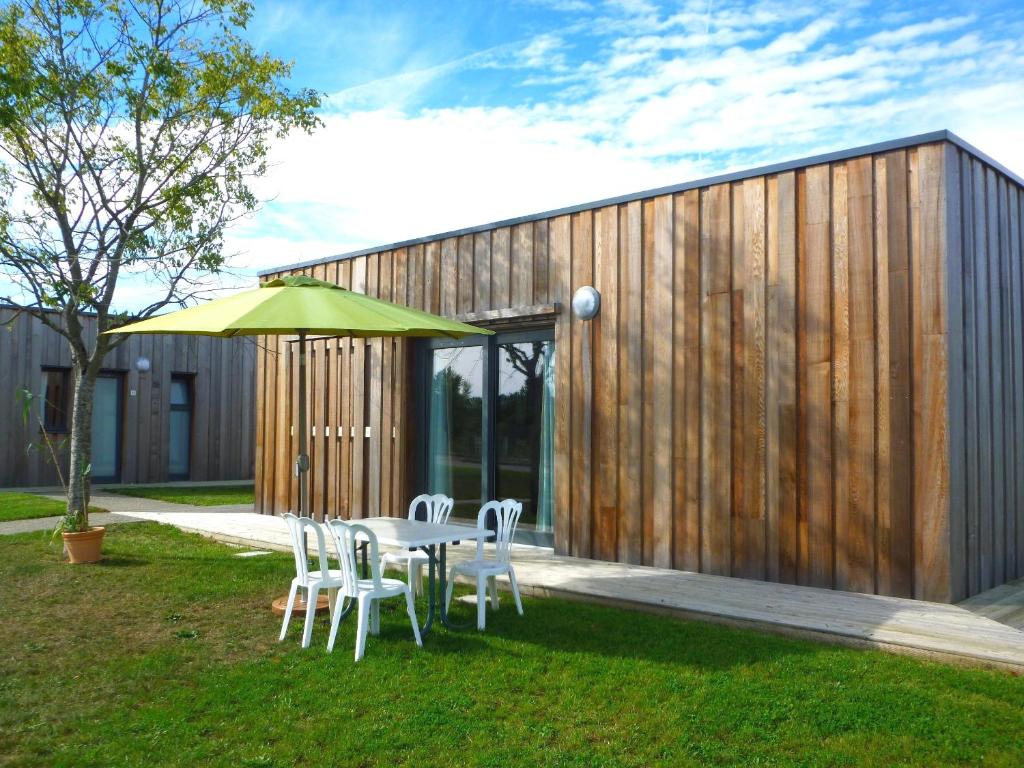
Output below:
[426,344,484,519]
[496,339,555,532]
[419,329,555,545]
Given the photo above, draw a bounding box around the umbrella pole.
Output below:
[296,329,309,517]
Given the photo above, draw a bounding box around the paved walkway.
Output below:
[0,511,142,535]
[0,491,247,535]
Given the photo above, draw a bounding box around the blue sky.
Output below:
[214,0,1023,289]
[11,0,1024,309]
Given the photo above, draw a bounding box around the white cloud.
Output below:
[112,1,1024,306]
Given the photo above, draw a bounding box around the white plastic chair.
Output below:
[279,513,346,649]
[380,493,454,596]
[445,499,524,631]
[327,519,423,661]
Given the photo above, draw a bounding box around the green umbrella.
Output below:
[106,275,492,516]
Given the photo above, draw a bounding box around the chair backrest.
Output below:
[327,519,383,595]
[409,493,454,525]
[284,513,331,585]
[475,499,523,563]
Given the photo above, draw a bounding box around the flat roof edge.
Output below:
[259,129,1023,277]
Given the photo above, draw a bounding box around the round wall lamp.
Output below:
[571,285,601,320]
[135,356,151,372]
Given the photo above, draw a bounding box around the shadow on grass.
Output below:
[99,555,150,568]
[351,577,820,673]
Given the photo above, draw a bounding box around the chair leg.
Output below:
[488,575,499,610]
[404,588,423,648]
[355,596,371,662]
[301,586,320,649]
[327,593,346,653]
[370,600,381,636]
[413,561,424,599]
[477,574,487,631]
[407,558,419,598]
[509,568,524,616]
[445,567,456,610]
[279,581,298,642]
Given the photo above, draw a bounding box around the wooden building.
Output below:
[255,130,1024,603]
[0,307,255,487]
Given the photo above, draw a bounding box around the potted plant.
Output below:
[17,388,103,563]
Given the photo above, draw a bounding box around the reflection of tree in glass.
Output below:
[498,342,549,524]
[432,366,482,460]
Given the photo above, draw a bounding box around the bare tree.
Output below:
[0,0,319,527]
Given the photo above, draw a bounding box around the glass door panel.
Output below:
[169,377,192,479]
[496,340,555,532]
[427,345,484,519]
[91,375,121,482]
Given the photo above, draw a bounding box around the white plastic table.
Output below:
[342,517,490,635]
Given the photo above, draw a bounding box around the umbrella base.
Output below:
[271,593,330,616]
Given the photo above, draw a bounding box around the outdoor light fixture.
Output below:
[135,356,151,372]
[571,285,601,320]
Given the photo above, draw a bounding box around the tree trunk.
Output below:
[67,366,96,529]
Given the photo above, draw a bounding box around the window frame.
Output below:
[168,373,194,481]
[39,366,72,434]
[415,326,556,547]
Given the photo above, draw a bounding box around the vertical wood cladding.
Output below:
[255,139,1022,602]
[0,309,254,487]
[946,147,1024,601]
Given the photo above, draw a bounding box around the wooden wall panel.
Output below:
[618,202,643,565]
[700,184,731,576]
[945,147,1024,600]
[592,205,618,562]
[673,190,701,572]
[253,138,1024,603]
[570,211,594,558]
[1,308,254,489]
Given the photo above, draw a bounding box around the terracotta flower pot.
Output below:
[62,526,105,564]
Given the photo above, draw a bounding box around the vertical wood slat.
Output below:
[912,144,952,601]
[652,195,674,569]
[997,176,1014,583]
[378,251,394,518]
[1011,183,1024,579]
[700,184,731,575]
[736,177,767,580]
[511,224,534,306]
[886,150,915,597]
[551,216,573,555]
[798,164,833,588]
[338,259,353,518]
[474,233,491,313]
[570,211,594,558]
[641,199,656,566]
[366,253,383,518]
[392,249,409,515]
[842,157,876,594]
[618,202,643,565]
[769,172,799,583]
[944,144,966,601]
[593,206,619,562]
[673,190,701,572]
[350,257,367,518]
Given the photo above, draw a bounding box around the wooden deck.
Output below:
[96,500,1024,673]
[961,578,1024,632]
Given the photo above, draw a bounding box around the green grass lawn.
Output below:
[0,492,106,523]
[104,484,255,506]
[1,524,1022,767]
